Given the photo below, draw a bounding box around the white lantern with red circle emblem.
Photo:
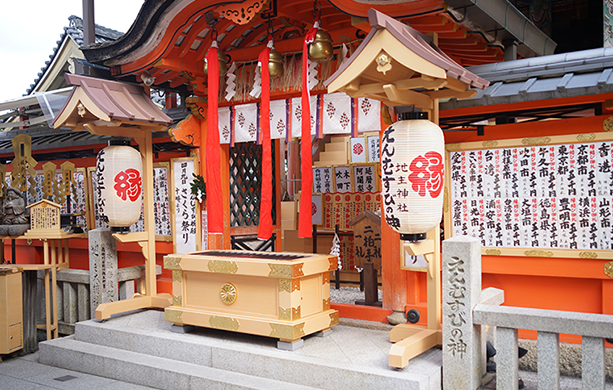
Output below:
[380,112,444,241]
[96,140,143,230]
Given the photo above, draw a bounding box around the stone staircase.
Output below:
[38,310,442,390]
[313,136,348,167]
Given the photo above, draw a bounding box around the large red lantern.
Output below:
[381,112,444,241]
[96,140,143,231]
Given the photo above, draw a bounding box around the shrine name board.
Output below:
[29,200,61,231]
[447,135,613,254]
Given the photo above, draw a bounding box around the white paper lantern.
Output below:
[96,141,143,230]
[380,113,444,240]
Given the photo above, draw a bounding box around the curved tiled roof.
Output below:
[440,47,613,111]
[26,15,124,95]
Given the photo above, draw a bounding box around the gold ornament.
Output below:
[220,282,238,305]
[268,48,284,79]
[376,52,392,75]
[604,261,613,278]
[308,29,334,63]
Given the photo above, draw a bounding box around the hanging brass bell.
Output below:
[204,48,228,75]
[308,29,333,63]
[268,48,284,79]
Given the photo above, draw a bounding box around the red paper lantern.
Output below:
[380,112,444,241]
[96,141,143,230]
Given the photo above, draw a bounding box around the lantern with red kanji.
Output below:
[96,140,143,231]
[380,112,444,241]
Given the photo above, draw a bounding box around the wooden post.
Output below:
[363,262,381,306]
[142,130,157,297]
[51,240,58,338]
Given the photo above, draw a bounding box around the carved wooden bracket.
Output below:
[215,0,269,25]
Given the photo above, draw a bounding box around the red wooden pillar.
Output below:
[199,116,231,250]
[287,140,300,197]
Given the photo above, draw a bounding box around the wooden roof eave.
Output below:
[53,74,173,133]
[328,28,447,91]
[53,87,112,130]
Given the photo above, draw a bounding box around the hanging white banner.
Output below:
[269,99,287,140]
[233,103,258,143]
[322,92,352,135]
[218,106,231,144]
[357,97,381,133]
[290,96,318,138]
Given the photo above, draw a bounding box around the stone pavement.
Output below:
[0,351,155,390]
[481,370,613,389]
[1,310,611,390]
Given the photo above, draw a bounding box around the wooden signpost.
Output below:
[349,211,382,306]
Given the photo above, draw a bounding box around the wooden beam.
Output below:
[388,329,442,368]
[396,76,446,90]
[382,84,433,109]
[444,77,469,92]
[345,78,361,92]
[426,88,477,100]
[341,76,446,98]
[83,123,124,136]
[113,232,148,243]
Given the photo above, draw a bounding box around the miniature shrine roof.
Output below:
[54,74,173,129]
[325,9,489,108]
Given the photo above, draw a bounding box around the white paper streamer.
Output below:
[224,62,237,101]
[249,64,262,98]
[249,40,274,99]
[307,58,318,91]
[340,43,349,65]
[330,231,342,270]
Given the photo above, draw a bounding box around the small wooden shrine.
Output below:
[24,200,61,238]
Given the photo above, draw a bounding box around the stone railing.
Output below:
[37,265,160,335]
[442,236,613,390]
[474,304,613,390]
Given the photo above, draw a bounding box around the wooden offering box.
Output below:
[164,250,339,343]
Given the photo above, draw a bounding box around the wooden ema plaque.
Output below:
[25,199,61,236]
[163,250,339,344]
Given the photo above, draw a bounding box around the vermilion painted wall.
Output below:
[438,97,613,343]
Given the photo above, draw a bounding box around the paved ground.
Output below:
[482,370,613,389]
[3,350,611,390]
[0,351,155,390]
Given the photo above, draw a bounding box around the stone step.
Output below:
[39,310,441,390]
[39,336,317,390]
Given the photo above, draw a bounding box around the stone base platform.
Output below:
[39,309,441,390]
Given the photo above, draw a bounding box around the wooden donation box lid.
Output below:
[24,200,62,237]
[163,250,339,342]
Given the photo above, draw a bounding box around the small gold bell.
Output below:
[308,29,333,63]
[268,48,284,79]
[204,49,228,75]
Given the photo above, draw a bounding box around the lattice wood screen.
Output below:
[229,142,276,227]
